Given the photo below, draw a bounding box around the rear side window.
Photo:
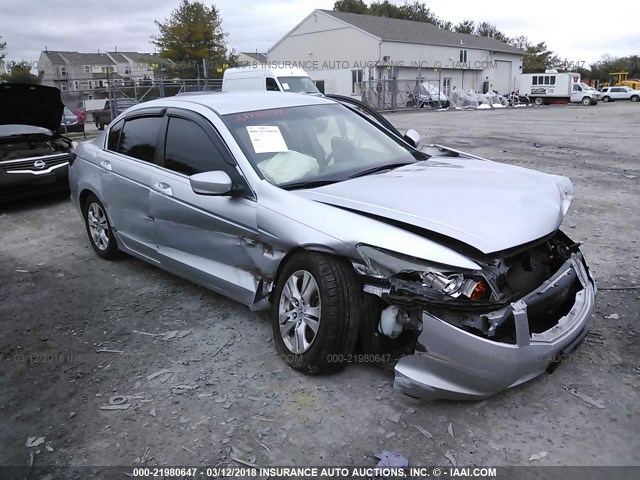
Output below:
[118,116,163,163]
[164,117,229,176]
[107,119,123,151]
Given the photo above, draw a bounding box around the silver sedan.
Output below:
[69,92,596,400]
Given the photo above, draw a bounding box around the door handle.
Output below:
[153,182,173,196]
[100,160,112,171]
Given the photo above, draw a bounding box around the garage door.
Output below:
[494,61,512,94]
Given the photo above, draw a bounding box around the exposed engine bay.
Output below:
[0,133,72,161]
[360,230,586,351]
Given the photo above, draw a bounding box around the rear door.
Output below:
[99,111,165,260]
[149,109,260,304]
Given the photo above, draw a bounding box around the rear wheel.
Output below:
[272,252,359,374]
[582,97,592,106]
[82,194,120,260]
[96,118,104,130]
[533,97,543,106]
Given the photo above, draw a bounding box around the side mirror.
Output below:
[190,171,233,196]
[404,129,421,148]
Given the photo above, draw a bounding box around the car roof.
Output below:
[127,91,333,116]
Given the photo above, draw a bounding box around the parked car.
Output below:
[93,98,138,130]
[59,107,84,134]
[600,86,640,102]
[69,92,596,401]
[0,83,75,200]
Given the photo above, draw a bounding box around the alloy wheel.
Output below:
[278,270,321,354]
[87,202,109,250]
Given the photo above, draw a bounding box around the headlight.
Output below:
[356,245,488,301]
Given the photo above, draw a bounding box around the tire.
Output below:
[602,96,611,103]
[533,97,543,106]
[82,194,121,260]
[271,251,359,374]
[96,118,105,130]
[631,95,639,102]
[582,97,592,106]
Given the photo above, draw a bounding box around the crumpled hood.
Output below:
[295,158,573,254]
[0,83,64,132]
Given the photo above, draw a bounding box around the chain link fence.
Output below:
[359,78,447,111]
[62,78,223,117]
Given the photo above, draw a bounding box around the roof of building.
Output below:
[43,51,115,65]
[240,52,268,63]
[320,10,524,55]
[118,52,172,65]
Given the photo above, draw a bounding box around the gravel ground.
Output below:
[1,101,638,471]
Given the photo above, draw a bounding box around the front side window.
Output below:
[265,77,280,91]
[117,116,163,163]
[223,104,422,188]
[163,117,228,176]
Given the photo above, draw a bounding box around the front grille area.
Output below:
[1,154,69,173]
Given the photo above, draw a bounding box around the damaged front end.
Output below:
[356,231,597,400]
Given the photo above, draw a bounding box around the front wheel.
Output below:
[602,96,611,103]
[271,252,359,374]
[631,95,639,102]
[582,97,592,106]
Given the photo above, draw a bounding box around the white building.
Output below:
[268,10,524,97]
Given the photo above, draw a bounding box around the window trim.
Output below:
[104,109,167,166]
[159,107,254,198]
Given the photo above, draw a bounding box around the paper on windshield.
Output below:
[246,126,289,153]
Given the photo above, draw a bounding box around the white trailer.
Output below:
[519,71,601,106]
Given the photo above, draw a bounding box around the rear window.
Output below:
[117,116,163,163]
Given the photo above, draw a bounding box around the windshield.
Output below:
[580,83,595,91]
[277,76,320,94]
[223,103,422,188]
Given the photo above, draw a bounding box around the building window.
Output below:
[61,82,68,91]
[459,49,468,63]
[84,65,91,73]
[88,80,93,90]
[74,81,80,90]
[352,69,363,95]
[98,80,104,88]
[442,77,452,96]
[60,66,67,77]
[124,65,131,75]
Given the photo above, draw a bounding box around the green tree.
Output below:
[453,20,475,34]
[0,61,42,84]
[152,0,231,78]
[474,22,509,43]
[521,41,560,73]
[333,0,368,14]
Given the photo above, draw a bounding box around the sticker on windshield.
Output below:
[281,82,290,91]
[246,126,289,153]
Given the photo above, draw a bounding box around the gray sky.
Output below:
[2,0,638,67]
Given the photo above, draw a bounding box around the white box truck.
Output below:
[519,71,601,106]
[222,66,321,94]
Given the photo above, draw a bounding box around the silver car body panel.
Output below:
[394,254,596,400]
[69,92,596,401]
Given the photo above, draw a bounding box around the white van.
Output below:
[222,66,321,94]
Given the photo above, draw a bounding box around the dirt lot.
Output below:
[1,102,638,472]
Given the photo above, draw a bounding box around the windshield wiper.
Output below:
[348,162,414,179]
[280,179,340,190]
